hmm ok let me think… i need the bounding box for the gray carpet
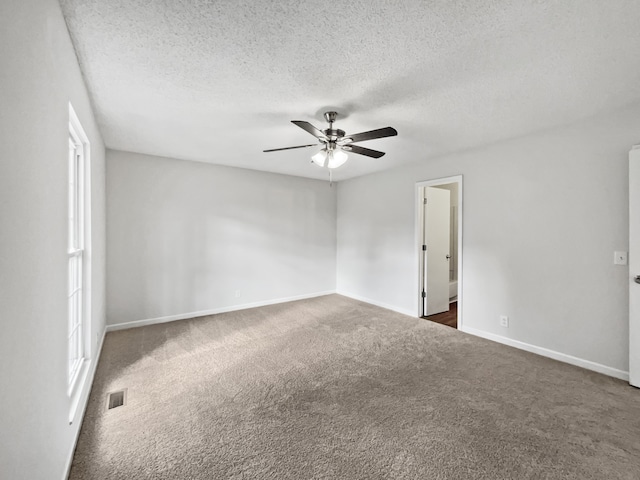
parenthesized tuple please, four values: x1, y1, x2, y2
(70, 295, 640, 479)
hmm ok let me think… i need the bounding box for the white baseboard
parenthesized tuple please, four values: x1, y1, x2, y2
(337, 291, 416, 317)
(63, 325, 107, 480)
(105, 290, 337, 332)
(459, 325, 629, 381)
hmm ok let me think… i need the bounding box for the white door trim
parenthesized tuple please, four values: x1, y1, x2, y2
(415, 175, 463, 327)
(629, 146, 640, 387)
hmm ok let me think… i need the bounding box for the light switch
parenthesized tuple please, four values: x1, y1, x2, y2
(614, 251, 628, 265)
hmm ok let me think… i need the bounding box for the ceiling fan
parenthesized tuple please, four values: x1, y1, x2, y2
(263, 111, 398, 169)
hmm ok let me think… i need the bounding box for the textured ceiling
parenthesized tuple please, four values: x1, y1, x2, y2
(59, 0, 640, 181)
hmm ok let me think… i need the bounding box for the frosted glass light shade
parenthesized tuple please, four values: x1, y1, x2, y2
(311, 149, 327, 167)
(327, 149, 348, 169)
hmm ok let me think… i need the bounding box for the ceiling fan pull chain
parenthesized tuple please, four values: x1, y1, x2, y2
(329, 168, 333, 187)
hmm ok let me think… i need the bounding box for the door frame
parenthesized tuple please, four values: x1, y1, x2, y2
(630, 146, 640, 387)
(415, 175, 463, 327)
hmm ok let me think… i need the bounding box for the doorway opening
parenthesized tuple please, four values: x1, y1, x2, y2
(416, 176, 462, 329)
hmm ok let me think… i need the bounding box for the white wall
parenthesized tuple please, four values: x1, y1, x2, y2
(107, 150, 336, 326)
(337, 102, 640, 375)
(0, 1, 106, 479)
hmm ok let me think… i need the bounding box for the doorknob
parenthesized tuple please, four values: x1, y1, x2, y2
(635, 275, 640, 284)
(446, 254, 451, 260)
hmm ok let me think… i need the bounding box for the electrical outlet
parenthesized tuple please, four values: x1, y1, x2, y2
(499, 315, 509, 328)
(235, 290, 241, 298)
(614, 251, 628, 265)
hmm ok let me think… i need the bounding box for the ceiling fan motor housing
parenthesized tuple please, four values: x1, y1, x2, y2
(324, 128, 346, 140)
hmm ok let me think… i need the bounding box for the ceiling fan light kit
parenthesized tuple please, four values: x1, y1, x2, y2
(311, 148, 348, 169)
(264, 111, 398, 173)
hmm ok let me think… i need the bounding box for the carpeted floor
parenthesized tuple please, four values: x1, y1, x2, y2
(70, 295, 640, 479)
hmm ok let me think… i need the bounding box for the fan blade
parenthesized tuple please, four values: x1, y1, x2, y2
(291, 120, 327, 140)
(263, 144, 317, 153)
(346, 126, 397, 143)
(344, 144, 386, 158)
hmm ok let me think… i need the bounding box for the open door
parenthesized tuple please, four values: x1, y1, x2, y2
(423, 187, 450, 316)
(630, 146, 640, 387)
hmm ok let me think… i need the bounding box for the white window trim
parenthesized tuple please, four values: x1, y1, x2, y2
(68, 103, 93, 424)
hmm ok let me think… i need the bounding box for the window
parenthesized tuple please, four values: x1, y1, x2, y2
(68, 131, 84, 389)
(67, 104, 90, 400)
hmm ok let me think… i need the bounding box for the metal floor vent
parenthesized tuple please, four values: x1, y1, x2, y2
(106, 389, 127, 410)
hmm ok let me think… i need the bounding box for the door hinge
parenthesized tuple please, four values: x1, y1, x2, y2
(421, 290, 426, 298)
(423, 198, 428, 205)
(422, 245, 427, 251)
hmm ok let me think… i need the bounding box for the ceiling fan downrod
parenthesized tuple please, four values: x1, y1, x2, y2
(323, 111, 346, 140)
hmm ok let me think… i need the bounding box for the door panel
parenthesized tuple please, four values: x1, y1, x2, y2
(424, 187, 451, 316)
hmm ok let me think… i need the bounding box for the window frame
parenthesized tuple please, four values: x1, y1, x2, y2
(67, 130, 85, 392)
(67, 104, 92, 423)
